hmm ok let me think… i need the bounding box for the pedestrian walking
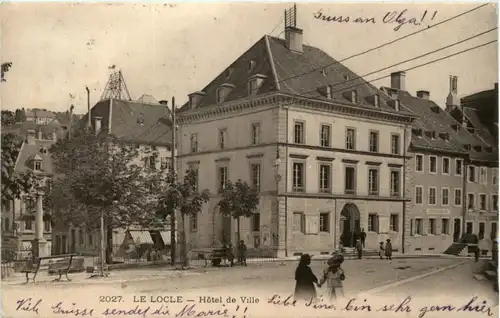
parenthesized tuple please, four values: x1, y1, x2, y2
(379, 241, 384, 260)
(318, 254, 345, 303)
(385, 239, 393, 261)
(238, 240, 247, 266)
(355, 239, 363, 259)
(360, 228, 367, 248)
(294, 254, 318, 302)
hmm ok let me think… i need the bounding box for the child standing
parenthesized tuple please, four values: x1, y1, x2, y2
(318, 254, 345, 302)
(379, 241, 385, 260)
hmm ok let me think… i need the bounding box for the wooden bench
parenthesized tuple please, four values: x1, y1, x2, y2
(21, 254, 77, 283)
(194, 248, 231, 267)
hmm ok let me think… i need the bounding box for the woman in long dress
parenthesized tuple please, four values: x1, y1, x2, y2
(294, 254, 318, 301)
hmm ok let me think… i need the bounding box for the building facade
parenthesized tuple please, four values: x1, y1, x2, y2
(382, 73, 498, 254)
(1, 128, 55, 257)
(177, 25, 417, 257)
(51, 97, 175, 257)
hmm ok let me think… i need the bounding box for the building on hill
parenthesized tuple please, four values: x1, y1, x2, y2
(176, 17, 418, 257)
(25, 109, 57, 125)
(1, 129, 55, 258)
(52, 98, 176, 259)
(381, 73, 498, 254)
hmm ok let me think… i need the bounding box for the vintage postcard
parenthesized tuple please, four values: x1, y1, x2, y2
(0, 2, 498, 317)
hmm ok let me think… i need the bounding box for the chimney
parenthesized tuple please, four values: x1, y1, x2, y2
(188, 91, 206, 110)
(417, 90, 430, 100)
(37, 129, 43, 140)
(285, 26, 303, 53)
(27, 129, 36, 144)
(390, 71, 406, 91)
(94, 116, 102, 135)
(446, 75, 460, 109)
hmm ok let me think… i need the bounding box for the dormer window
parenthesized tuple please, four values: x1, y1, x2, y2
(247, 74, 267, 96)
(216, 83, 235, 104)
(451, 123, 460, 131)
(486, 147, 493, 153)
(474, 145, 482, 152)
(373, 94, 380, 107)
(248, 60, 256, 72)
(34, 159, 42, 171)
(188, 91, 206, 110)
(344, 75, 350, 81)
(137, 113, 145, 125)
(464, 144, 472, 151)
(389, 99, 400, 111)
(412, 128, 423, 138)
(40, 147, 48, 154)
(431, 131, 436, 140)
(439, 133, 450, 142)
(351, 90, 358, 103)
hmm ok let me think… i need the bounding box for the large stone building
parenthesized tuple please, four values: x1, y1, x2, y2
(176, 24, 419, 257)
(51, 97, 175, 257)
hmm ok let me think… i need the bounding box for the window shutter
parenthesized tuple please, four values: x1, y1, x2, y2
(422, 219, 427, 235)
(374, 215, 379, 233)
(410, 219, 414, 236)
(301, 214, 306, 233)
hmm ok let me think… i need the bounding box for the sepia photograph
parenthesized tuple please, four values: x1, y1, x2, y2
(0, 2, 498, 317)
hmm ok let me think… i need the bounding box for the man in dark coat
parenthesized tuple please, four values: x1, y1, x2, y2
(238, 240, 247, 266)
(360, 228, 367, 248)
(356, 239, 363, 259)
(385, 239, 393, 261)
(294, 254, 318, 302)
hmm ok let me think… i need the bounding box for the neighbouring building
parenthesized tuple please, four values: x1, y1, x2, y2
(25, 109, 57, 125)
(1, 128, 55, 257)
(446, 79, 499, 248)
(382, 74, 498, 254)
(176, 19, 418, 258)
(51, 97, 175, 259)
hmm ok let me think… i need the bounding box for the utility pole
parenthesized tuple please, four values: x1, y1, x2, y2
(86, 86, 91, 128)
(170, 97, 176, 266)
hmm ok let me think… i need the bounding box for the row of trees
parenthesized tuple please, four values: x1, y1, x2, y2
(44, 128, 260, 267)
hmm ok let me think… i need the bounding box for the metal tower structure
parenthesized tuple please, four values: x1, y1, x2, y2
(284, 3, 297, 29)
(100, 69, 132, 101)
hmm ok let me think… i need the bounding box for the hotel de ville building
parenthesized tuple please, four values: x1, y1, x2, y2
(175, 14, 419, 258)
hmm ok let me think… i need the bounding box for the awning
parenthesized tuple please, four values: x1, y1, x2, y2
(159, 231, 171, 245)
(128, 230, 154, 245)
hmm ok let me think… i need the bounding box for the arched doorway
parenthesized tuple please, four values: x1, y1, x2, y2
(340, 203, 361, 248)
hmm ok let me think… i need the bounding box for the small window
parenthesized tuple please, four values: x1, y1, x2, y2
(369, 131, 379, 152)
(441, 219, 449, 235)
(391, 134, 400, 155)
(319, 213, 330, 232)
(479, 194, 487, 210)
(415, 155, 423, 172)
(480, 167, 487, 184)
(368, 169, 379, 195)
(319, 164, 331, 193)
(415, 218, 424, 235)
(218, 166, 228, 192)
(390, 214, 398, 232)
(344, 166, 356, 195)
(251, 213, 260, 232)
(34, 160, 42, 171)
(454, 188, 462, 206)
(190, 134, 198, 153)
(455, 159, 463, 176)
(442, 158, 450, 175)
(429, 156, 437, 173)
(468, 193, 475, 210)
(415, 186, 423, 204)
(429, 219, 436, 235)
(468, 166, 476, 182)
(428, 187, 437, 205)
(390, 170, 401, 197)
(293, 212, 305, 233)
(250, 163, 261, 190)
(466, 222, 473, 234)
(160, 157, 172, 170)
(479, 222, 485, 240)
(251, 123, 260, 145)
(292, 162, 305, 192)
(345, 128, 356, 150)
(190, 214, 198, 232)
(219, 129, 227, 150)
(320, 125, 330, 147)
(441, 188, 449, 206)
(368, 214, 379, 233)
(294, 121, 305, 144)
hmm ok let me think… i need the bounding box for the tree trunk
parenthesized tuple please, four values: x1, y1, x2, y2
(180, 213, 188, 268)
(237, 217, 241, 244)
(106, 223, 113, 264)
